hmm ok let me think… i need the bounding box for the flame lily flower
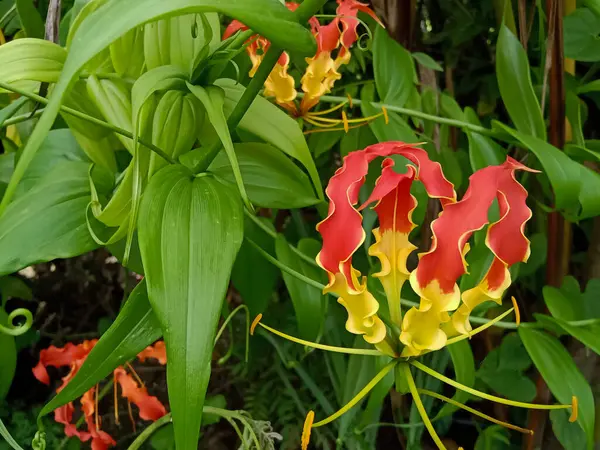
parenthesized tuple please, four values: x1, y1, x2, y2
(253, 142, 578, 450)
(223, 0, 387, 131)
(33, 340, 167, 449)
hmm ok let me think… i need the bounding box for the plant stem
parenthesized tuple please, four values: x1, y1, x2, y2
(127, 414, 172, 450)
(0, 81, 177, 165)
(191, 0, 328, 174)
(309, 93, 497, 137)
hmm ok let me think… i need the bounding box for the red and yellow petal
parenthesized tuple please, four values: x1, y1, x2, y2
(137, 341, 167, 365)
(264, 57, 298, 105)
(400, 307, 448, 357)
(452, 158, 535, 334)
(336, 0, 383, 52)
(317, 142, 455, 343)
(32, 340, 97, 385)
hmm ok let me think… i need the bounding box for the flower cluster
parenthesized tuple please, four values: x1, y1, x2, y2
(33, 340, 167, 450)
(252, 142, 578, 450)
(223, 0, 381, 117)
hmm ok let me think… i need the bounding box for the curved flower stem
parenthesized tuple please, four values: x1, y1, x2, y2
(127, 414, 172, 450)
(444, 307, 516, 347)
(402, 364, 447, 450)
(411, 360, 575, 414)
(304, 93, 497, 138)
(0, 308, 33, 336)
(256, 319, 385, 356)
(214, 304, 250, 363)
(0, 80, 177, 165)
(418, 389, 533, 435)
(312, 361, 397, 428)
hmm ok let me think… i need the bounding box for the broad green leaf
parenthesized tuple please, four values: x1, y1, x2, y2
(187, 83, 250, 209)
(0, 39, 66, 91)
(1, 0, 316, 214)
(564, 8, 600, 62)
(474, 425, 510, 450)
(519, 327, 595, 448)
(494, 122, 600, 219)
(0, 276, 32, 307)
(566, 92, 585, 146)
(0, 129, 89, 197)
(0, 308, 16, 401)
(15, 0, 44, 38)
(551, 409, 587, 450)
(308, 129, 344, 158)
(412, 52, 443, 72)
(38, 280, 161, 418)
(584, 0, 600, 18)
(543, 284, 582, 322)
(339, 125, 377, 157)
(215, 78, 323, 200)
(275, 235, 325, 341)
(208, 142, 319, 209)
(231, 218, 279, 317)
(361, 94, 418, 143)
(518, 232, 547, 277)
(496, 24, 546, 140)
(138, 165, 243, 449)
(373, 26, 414, 106)
(0, 161, 111, 277)
(541, 316, 600, 357)
(436, 340, 475, 418)
(465, 108, 505, 171)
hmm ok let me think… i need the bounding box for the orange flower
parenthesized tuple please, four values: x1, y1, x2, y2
(223, 0, 382, 116)
(33, 340, 168, 449)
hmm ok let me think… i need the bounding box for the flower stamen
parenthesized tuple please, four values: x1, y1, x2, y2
(312, 362, 396, 427)
(403, 365, 447, 450)
(254, 319, 385, 356)
(412, 360, 576, 414)
(418, 388, 534, 435)
(512, 296, 521, 325)
(308, 101, 349, 116)
(445, 306, 516, 347)
(570, 396, 578, 422)
(95, 383, 100, 431)
(250, 314, 262, 336)
(301, 410, 315, 450)
(342, 110, 349, 132)
(113, 375, 120, 425)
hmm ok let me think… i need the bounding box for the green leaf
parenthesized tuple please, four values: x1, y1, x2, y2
(519, 327, 595, 449)
(215, 78, 323, 200)
(464, 107, 505, 171)
(584, 0, 600, 18)
(275, 235, 325, 341)
(38, 280, 161, 418)
(566, 92, 585, 146)
(0, 161, 110, 277)
(361, 91, 418, 143)
(308, 129, 344, 158)
(543, 282, 583, 322)
(436, 340, 475, 418)
(15, 0, 44, 38)
(339, 125, 376, 157)
(0, 0, 316, 214)
(373, 26, 414, 106)
(207, 142, 319, 209)
(494, 122, 600, 220)
(110, 27, 145, 79)
(551, 409, 587, 450)
(0, 276, 32, 307)
(474, 425, 510, 450)
(187, 83, 250, 209)
(564, 8, 600, 62)
(138, 165, 243, 449)
(0, 39, 66, 91)
(542, 316, 600, 357)
(0, 308, 16, 401)
(496, 24, 546, 140)
(412, 52, 443, 72)
(231, 218, 279, 317)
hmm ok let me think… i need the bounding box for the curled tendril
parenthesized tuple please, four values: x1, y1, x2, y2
(32, 430, 46, 450)
(0, 308, 33, 336)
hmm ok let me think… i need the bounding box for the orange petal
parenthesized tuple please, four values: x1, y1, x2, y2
(114, 368, 167, 421)
(337, 0, 383, 51)
(33, 340, 98, 385)
(222, 20, 248, 40)
(137, 341, 167, 365)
